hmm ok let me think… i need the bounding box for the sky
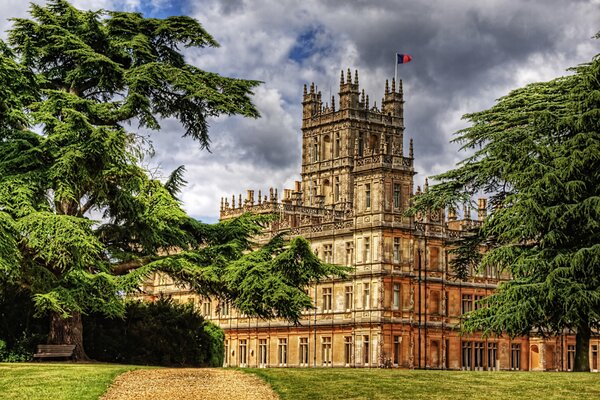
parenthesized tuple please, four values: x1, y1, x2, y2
(1, 0, 599, 222)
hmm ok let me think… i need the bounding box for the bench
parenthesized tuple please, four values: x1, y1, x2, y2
(33, 344, 76, 359)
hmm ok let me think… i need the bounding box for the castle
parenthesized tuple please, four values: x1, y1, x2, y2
(142, 69, 599, 371)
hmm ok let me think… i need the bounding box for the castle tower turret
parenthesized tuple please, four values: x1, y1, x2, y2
(302, 82, 319, 121)
(338, 68, 360, 110)
(382, 77, 404, 120)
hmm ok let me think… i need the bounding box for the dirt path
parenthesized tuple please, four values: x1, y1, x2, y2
(101, 368, 279, 400)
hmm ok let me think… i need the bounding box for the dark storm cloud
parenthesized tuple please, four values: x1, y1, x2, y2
(2, 0, 598, 218)
(306, 0, 599, 179)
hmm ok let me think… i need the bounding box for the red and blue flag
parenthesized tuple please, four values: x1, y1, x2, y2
(397, 54, 413, 64)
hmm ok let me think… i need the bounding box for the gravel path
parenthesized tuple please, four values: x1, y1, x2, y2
(101, 368, 279, 400)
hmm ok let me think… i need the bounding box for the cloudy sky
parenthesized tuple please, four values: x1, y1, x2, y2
(1, 0, 599, 222)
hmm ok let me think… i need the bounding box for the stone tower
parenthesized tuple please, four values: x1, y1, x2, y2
(300, 69, 413, 215)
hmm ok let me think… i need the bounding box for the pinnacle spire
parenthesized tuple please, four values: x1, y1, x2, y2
(340, 70, 344, 86)
(409, 138, 414, 158)
(346, 68, 351, 84)
(354, 69, 359, 85)
(391, 77, 396, 93)
(385, 79, 389, 94)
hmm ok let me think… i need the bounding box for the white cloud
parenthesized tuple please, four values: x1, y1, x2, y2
(2, 0, 599, 220)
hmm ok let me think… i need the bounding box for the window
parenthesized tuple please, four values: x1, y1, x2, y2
(430, 290, 440, 315)
(567, 345, 576, 371)
(312, 180, 318, 203)
(278, 338, 288, 366)
(487, 342, 498, 370)
(313, 140, 319, 162)
(393, 183, 401, 209)
(335, 134, 341, 158)
(592, 345, 598, 371)
(363, 283, 371, 309)
(300, 338, 309, 366)
(363, 335, 370, 364)
(220, 301, 230, 317)
(345, 242, 354, 265)
(239, 340, 247, 367)
(429, 247, 440, 270)
(344, 336, 353, 366)
(393, 335, 401, 366)
(363, 237, 370, 263)
(344, 286, 353, 310)
(322, 337, 332, 366)
(365, 184, 371, 208)
(358, 133, 364, 157)
(474, 295, 485, 310)
(474, 342, 485, 369)
(202, 300, 211, 317)
(510, 344, 521, 370)
(323, 244, 333, 263)
(224, 340, 229, 367)
(461, 341, 472, 370)
(461, 294, 473, 314)
(334, 177, 340, 202)
(393, 283, 401, 309)
(259, 339, 268, 367)
(393, 238, 401, 263)
(322, 287, 332, 312)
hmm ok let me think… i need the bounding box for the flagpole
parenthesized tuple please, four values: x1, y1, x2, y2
(394, 53, 398, 85)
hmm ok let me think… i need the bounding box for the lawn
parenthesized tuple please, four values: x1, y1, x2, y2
(0, 362, 147, 400)
(245, 368, 600, 400)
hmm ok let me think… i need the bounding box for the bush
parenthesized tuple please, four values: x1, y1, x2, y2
(0, 284, 48, 362)
(84, 297, 224, 366)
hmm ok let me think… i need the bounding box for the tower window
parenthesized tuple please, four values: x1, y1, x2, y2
(335, 177, 340, 202)
(365, 184, 371, 209)
(393, 183, 401, 209)
(335, 134, 341, 157)
(358, 133, 364, 157)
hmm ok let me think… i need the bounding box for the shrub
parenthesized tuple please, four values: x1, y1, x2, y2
(0, 284, 48, 361)
(84, 297, 224, 366)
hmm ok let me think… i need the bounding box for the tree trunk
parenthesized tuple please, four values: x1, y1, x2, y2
(48, 311, 89, 361)
(574, 322, 591, 372)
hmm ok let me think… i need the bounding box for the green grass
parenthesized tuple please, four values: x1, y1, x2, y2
(0, 362, 148, 400)
(245, 368, 600, 400)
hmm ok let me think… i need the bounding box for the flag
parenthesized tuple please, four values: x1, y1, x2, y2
(397, 54, 412, 64)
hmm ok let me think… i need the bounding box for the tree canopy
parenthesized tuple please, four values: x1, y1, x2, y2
(0, 0, 346, 360)
(410, 35, 600, 371)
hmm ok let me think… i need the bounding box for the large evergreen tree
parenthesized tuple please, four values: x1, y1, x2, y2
(410, 38, 599, 371)
(0, 0, 345, 360)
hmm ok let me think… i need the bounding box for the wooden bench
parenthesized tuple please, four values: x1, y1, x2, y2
(33, 344, 76, 359)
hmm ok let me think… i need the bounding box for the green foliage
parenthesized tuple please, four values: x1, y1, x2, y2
(0, 284, 48, 361)
(408, 35, 600, 370)
(84, 297, 223, 366)
(0, 0, 343, 358)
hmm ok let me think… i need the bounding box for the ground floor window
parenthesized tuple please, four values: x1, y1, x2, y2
(224, 340, 229, 367)
(239, 340, 247, 367)
(322, 337, 332, 366)
(259, 339, 268, 367)
(592, 345, 598, 371)
(474, 342, 484, 369)
(363, 335, 370, 365)
(567, 345, 576, 371)
(393, 336, 401, 366)
(278, 338, 288, 366)
(510, 344, 520, 371)
(487, 342, 498, 370)
(462, 341, 472, 370)
(299, 338, 309, 366)
(344, 336, 353, 366)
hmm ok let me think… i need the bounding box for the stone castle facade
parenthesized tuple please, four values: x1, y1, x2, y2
(142, 69, 599, 371)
